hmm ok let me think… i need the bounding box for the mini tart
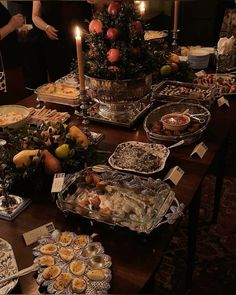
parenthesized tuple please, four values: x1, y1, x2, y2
(69, 260, 86, 276)
(73, 235, 88, 249)
(59, 231, 73, 246)
(42, 265, 61, 280)
(71, 277, 87, 294)
(40, 243, 57, 255)
(38, 255, 55, 267)
(86, 269, 105, 281)
(58, 247, 74, 261)
(53, 272, 72, 290)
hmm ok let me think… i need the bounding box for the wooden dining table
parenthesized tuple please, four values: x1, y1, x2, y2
(1, 93, 236, 294)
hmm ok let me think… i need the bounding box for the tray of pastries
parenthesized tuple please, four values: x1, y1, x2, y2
(56, 167, 183, 234)
(35, 82, 80, 106)
(152, 80, 217, 108)
(33, 230, 112, 294)
(108, 141, 170, 175)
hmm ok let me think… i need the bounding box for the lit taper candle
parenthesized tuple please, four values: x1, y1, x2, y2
(75, 26, 85, 91)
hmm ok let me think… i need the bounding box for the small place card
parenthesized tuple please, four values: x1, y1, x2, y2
(23, 222, 55, 246)
(51, 173, 65, 193)
(217, 96, 230, 107)
(163, 166, 184, 185)
(190, 142, 208, 158)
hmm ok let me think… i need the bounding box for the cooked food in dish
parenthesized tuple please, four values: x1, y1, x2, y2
(42, 265, 61, 280)
(38, 255, 55, 267)
(53, 273, 72, 290)
(38, 82, 79, 98)
(59, 231, 73, 246)
(161, 113, 190, 131)
(73, 235, 89, 249)
(108, 141, 169, 174)
(58, 247, 74, 261)
(0, 112, 27, 126)
(86, 269, 105, 281)
(69, 260, 86, 276)
(40, 243, 57, 255)
(71, 278, 87, 293)
(144, 30, 167, 40)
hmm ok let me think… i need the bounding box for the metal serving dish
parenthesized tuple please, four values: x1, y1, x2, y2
(152, 80, 217, 108)
(56, 167, 184, 234)
(144, 102, 211, 145)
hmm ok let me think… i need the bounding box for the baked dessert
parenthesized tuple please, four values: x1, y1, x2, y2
(59, 231, 73, 246)
(86, 269, 105, 281)
(53, 272, 72, 290)
(58, 247, 74, 261)
(69, 260, 86, 276)
(38, 82, 79, 98)
(40, 243, 57, 255)
(38, 255, 55, 267)
(71, 278, 87, 294)
(73, 235, 88, 249)
(42, 265, 61, 280)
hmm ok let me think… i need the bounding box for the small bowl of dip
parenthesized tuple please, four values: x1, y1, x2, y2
(161, 112, 190, 131)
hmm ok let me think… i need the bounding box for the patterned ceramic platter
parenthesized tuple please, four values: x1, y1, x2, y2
(0, 238, 18, 294)
(33, 230, 112, 294)
(108, 141, 170, 174)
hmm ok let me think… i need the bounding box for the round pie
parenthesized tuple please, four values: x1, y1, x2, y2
(59, 231, 73, 246)
(40, 243, 57, 255)
(86, 269, 105, 281)
(53, 272, 72, 290)
(69, 260, 86, 276)
(42, 265, 61, 280)
(38, 255, 55, 267)
(73, 235, 88, 249)
(58, 247, 74, 261)
(71, 277, 87, 293)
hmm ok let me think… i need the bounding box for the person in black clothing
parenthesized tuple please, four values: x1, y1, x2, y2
(32, 1, 92, 82)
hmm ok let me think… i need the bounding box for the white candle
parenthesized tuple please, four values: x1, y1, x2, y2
(173, 0, 180, 33)
(139, 1, 145, 18)
(75, 26, 85, 91)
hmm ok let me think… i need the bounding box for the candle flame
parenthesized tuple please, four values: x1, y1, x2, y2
(139, 1, 145, 15)
(75, 26, 81, 38)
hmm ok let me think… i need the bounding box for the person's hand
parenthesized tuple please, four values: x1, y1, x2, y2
(8, 14, 24, 31)
(45, 25, 59, 40)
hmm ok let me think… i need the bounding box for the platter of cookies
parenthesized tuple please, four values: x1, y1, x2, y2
(33, 230, 112, 294)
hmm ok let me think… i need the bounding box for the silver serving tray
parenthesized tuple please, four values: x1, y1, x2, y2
(144, 102, 211, 145)
(33, 230, 112, 294)
(152, 80, 217, 108)
(108, 141, 170, 175)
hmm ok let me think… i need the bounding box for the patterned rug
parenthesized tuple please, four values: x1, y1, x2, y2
(154, 174, 236, 295)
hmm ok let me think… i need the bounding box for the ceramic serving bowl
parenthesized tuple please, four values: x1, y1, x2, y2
(0, 105, 30, 129)
(161, 112, 190, 131)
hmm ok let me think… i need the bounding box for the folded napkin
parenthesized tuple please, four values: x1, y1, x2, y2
(217, 36, 235, 55)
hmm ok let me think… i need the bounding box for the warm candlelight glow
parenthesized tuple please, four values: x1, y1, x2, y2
(139, 1, 145, 17)
(75, 26, 85, 91)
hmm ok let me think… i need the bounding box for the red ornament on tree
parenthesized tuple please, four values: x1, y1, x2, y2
(107, 48, 121, 63)
(133, 21, 143, 34)
(108, 1, 121, 16)
(89, 19, 103, 34)
(106, 28, 119, 41)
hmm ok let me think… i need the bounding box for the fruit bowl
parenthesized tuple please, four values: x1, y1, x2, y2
(161, 113, 190, 131)
(0, 105, 30, 129)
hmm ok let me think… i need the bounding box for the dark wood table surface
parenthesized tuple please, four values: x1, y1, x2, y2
(1, 94, 235, 294)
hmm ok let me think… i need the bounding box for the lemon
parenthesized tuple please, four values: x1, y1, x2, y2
(160, 65, 172, 76)
(55, 144, 70, 159)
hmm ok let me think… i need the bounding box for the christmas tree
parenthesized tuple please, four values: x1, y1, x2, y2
(85, 1, 154, 80)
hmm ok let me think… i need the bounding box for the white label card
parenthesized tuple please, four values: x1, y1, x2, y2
(217, 96, 230, 107)
(163, 166, 184, 185)
(51, 173, 65, 193)
(190, 142, 208, 158)
(23, 222, 55, 246)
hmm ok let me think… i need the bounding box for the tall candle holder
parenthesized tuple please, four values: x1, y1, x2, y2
(171, 30, 180, 53)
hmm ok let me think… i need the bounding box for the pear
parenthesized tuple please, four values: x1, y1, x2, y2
(55, 144, 70, 159)
(42, 149, 62, 175)
(13, 150, 39, 168)
(68, 126, 89, 149)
